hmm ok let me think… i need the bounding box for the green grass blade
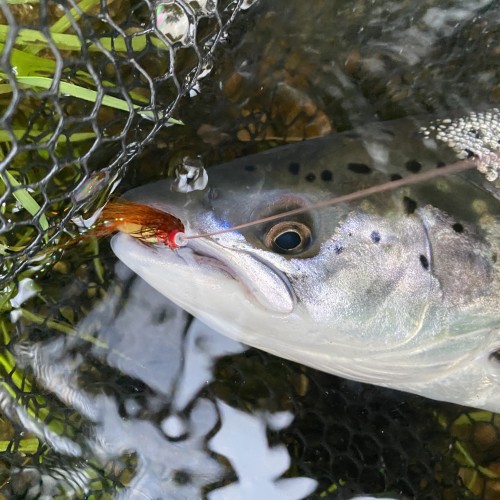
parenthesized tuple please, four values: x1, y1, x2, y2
(17, 75, 153, 116)
(3, 171, 49, 238)
(0, 25, 82, 51)
(50, 0, 99, 35)
(15, 76, 178, 120)
(0, 129, 95, 143)
(1, 43, 56, 76)
(0, 437, 40, 453)
(0, 25, 166, 53)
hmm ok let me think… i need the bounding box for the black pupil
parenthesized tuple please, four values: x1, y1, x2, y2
(274, 231, 302, 250)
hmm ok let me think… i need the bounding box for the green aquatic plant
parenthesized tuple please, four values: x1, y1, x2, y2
(0, 0, 183, 271)
(0, 3, 183, 121)
(12, 76, 160, 120)
(3, 170, 49, 233)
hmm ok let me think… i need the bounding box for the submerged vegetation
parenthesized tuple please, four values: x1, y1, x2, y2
(0, 0, 187, 285)
(440, 410, 500, 498)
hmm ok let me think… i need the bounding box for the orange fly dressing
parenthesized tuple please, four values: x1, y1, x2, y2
(91, 199, 186, 249)
(93, 158, 478, 247)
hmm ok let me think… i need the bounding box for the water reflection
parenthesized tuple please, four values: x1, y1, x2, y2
(209, 401, 316, 499)
(12, 264, 317, 498)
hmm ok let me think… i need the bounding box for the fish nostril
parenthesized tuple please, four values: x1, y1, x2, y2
(153, 308, 168, 324)
(489, 350, 500, 364)
(205, 187, 219, 201)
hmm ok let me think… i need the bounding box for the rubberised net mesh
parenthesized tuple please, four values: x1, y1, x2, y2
(0, 0, 246, 287)
(0, 1, 499, 498)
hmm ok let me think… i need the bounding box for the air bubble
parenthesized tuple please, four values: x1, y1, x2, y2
(420, 109, 500, 184)
(156, 2, 192, 45)
(172, 156, 208, 193)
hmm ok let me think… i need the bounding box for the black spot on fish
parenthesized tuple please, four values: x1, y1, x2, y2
(173, 470, 191, 485)
(419, 254, 429, 270)
(289, 162, 300, 175)
(305, 173, 316, 182)
(344, 131, 362, 139)
(464, 149, 475, 158)
(452, 222, 464, 233)
(321, 170, 333, 181)
(390, 174, 402, 181)
(334, 244, 343, 254)
(436, 161, 446, 168)
(370, 231, 381, 244)
(403, 196, 417, 214)
(405, 160, 422, 173)
(244, 164, 256, 172)
(469, 129, 482, 139)
(348, 163, 372, 174)
(381, 128, 395, 137)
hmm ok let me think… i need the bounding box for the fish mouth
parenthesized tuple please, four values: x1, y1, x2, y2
(183, 244, 241, 282)
(110, 189, 297, 314)
(183, 237, 297, 315)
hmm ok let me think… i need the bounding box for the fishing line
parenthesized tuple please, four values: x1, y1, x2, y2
(176, 158, 478, 246)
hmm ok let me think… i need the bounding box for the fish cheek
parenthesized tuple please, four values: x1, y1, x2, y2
(294, 221, 425, 323)
(419, 206, 496, 306)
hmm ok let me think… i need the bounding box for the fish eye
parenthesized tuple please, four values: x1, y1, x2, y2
(265, 221, 312, 254)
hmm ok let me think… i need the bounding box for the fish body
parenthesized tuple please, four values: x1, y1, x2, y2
(112, 118, 500, 411)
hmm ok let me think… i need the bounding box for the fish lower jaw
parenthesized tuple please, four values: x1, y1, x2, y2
(191, 252, 236, 281)
(185, 247, 267, 313)
(187, 240, 295, 314)
(192, 251, 279, 310)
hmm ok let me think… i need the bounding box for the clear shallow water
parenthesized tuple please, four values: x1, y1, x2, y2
(2, 0, 500, 498)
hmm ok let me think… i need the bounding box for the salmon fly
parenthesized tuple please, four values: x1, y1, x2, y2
(90, 199, 187, 249)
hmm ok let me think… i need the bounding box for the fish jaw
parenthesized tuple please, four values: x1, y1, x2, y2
(111, 233, 298, 344)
